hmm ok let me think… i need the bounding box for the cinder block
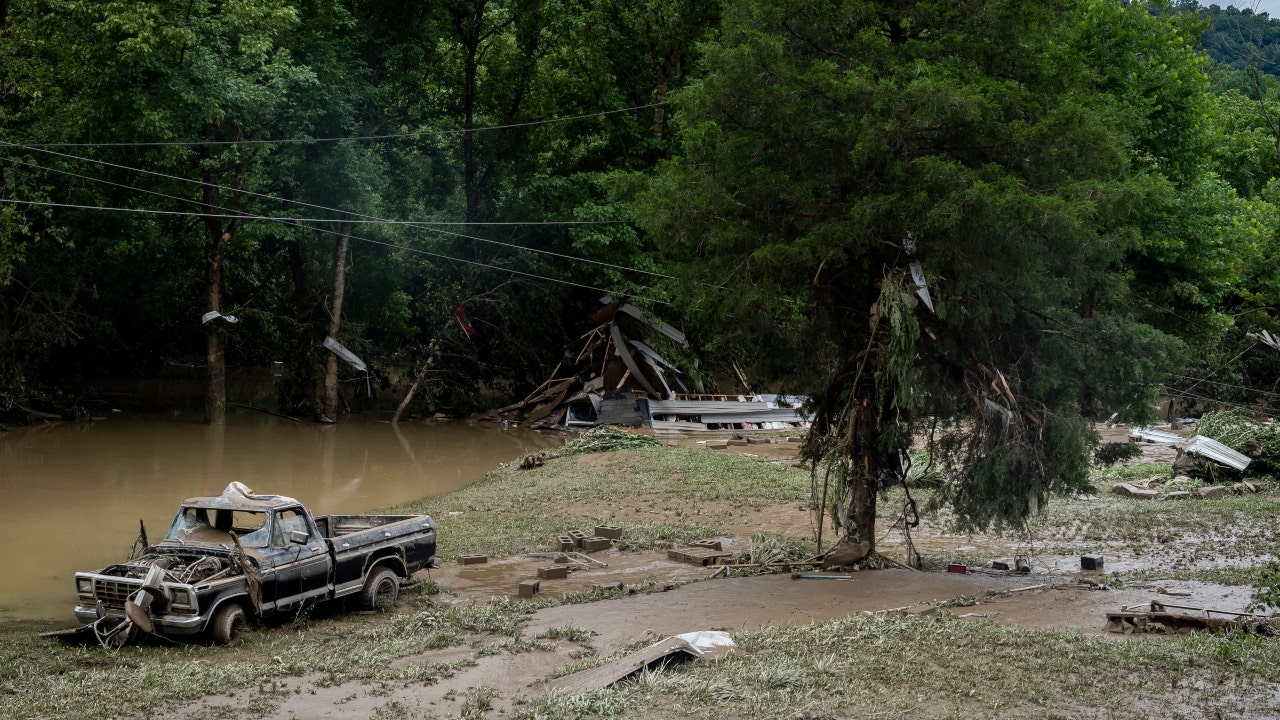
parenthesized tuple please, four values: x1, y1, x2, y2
(568, 529, 589, 548)
(457, 554, 488, 565)
(727, 439, 749, 446)
(689, 539, 722, 551)
(580, 536, 612, 553)
(594, 525, 622, 540)
(538, 565, 569, 580)
(557, 535, 576, 551)
(991, 560, 1010, 571)
(517, 580, 540, 598)
(1081, 554, 1105, 571)
(705, 440, 730, 449)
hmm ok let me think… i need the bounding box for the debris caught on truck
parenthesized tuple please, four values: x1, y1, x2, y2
(58, 483, 436, 647)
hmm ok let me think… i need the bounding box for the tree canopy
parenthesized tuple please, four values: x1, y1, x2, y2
(3, 0, 1280, 541)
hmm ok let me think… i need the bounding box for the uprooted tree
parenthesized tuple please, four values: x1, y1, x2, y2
(636, 0, 1230, 560)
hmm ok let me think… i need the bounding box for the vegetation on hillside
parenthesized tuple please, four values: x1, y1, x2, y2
(8, 1, 1280, 536)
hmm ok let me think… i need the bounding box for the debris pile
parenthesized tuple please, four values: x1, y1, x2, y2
(483, 301, 809, 437)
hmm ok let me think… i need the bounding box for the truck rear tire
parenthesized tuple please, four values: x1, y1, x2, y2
(360, 567, 400, 611)
(210, 603, 246, 645)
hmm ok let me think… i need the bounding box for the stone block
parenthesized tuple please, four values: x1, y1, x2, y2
(1195, 485, 1229, 499)
(517, 580, 540, 598)
(1163, 491, 1192, 500)
(457, 554, 488, 565)
(594, 524, 623, 539)
(538, 565, 569, 580)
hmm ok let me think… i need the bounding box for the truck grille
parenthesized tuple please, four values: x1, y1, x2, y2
(93, 578, 142, 610)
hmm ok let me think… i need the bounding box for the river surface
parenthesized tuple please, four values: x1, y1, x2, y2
(0, 415, 561, 622)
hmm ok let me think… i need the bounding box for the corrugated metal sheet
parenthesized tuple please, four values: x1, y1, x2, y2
(1129, 427, 1182, 444)
(1185, 435, 1251, 471)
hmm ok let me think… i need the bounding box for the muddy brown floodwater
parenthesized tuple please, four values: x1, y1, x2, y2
(0, 414, 561, 622)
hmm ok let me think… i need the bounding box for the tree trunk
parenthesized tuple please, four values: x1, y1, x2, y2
(391, 335, 442, 425)
(199, 123, 241, 426)
(321, 223, 351, 422)
(846, 379, 881, 551)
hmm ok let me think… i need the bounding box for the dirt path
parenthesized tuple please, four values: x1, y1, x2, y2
(180, 563, 1186, 720)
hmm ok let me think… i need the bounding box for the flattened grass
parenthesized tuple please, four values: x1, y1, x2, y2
(389, 446, 810, 561)
(526, 612, 1280, 720)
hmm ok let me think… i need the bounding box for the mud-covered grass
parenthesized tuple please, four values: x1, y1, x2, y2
(2, 446, 1279, 719)
(525, 612, 1280, 720)
(389, 446, 810, 561)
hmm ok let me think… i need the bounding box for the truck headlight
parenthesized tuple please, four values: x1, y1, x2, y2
(76, 578, 94, 596)
(169, 588, 192, 609)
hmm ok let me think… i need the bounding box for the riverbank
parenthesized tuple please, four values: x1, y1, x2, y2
(3, 439, 1279, 719)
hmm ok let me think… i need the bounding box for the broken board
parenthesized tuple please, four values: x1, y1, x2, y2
(545, 636, 700, 694)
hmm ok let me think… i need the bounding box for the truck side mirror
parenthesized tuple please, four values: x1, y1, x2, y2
(290, 530, 309, 545)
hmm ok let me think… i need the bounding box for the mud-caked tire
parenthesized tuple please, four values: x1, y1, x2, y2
(210, 603, 246, 645)
(360, 567, 400, 612)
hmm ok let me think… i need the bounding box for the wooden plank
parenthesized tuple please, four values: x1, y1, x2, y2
(546, 637, 699, 694)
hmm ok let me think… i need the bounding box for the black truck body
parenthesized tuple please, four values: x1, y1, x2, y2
(71, 483, 436, 645)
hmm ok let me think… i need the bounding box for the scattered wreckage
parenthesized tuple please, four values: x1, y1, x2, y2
(58, 483, 436, 647)
(486, 299, 809, 438)
(1120, 427, 1267, 498)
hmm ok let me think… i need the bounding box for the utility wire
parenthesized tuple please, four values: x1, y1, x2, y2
(1168, 373, 1280, 400)
(0, 148, 672, 280)
(6, 104, 663, 148)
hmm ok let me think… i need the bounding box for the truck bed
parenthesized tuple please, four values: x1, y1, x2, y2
(314, 514, 424, 538)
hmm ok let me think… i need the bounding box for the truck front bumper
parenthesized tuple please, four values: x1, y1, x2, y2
(74, 605, 207, 636)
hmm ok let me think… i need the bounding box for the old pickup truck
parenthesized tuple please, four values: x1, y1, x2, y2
(70, 483, 436, 646)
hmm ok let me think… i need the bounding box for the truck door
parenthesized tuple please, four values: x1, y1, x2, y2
(270, 507, 331, 609)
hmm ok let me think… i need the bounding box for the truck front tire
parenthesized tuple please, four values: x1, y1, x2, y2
(210, 603, 246, 645)
(360, 567, 400, 611)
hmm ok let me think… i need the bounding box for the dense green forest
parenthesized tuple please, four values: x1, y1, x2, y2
(8, 1, 1280, 535)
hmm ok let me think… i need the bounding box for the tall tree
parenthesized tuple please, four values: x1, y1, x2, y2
(636, 0, 1221, 556)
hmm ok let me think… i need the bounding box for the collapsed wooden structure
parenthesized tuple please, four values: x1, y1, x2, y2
(485, 301, 809, 438)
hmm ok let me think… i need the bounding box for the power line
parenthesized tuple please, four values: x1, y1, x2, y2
(0, 149, 672, 280)
(6, 104, 663, 148)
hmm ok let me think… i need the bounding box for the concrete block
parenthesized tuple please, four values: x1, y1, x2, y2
(705, 440, 730, 449)
(580, 536, 613, 553)
(568, 529, 589, 548)
(457, 554, 488, 565)
(517, 580, 540, 598)
(991, 560, 1010, 571)
(557, 535, 577, 552)
(593, 582, 624, 592)
(538, 565, 570, 580)
(727, 439, 749, 446)
(1163, 491, 1192, 500)
(1113, 482, 1159, 499)
(1196, 485, 1229, 499)
(594, 525, 623, 540)
(1081, 554, 1105, 570)
(689, 539, 723, 551)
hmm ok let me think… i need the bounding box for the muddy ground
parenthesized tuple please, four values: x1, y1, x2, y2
(180, 432, 1270, 720)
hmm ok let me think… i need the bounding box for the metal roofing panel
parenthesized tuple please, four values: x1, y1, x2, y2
(1184, 435, 1251, 471)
